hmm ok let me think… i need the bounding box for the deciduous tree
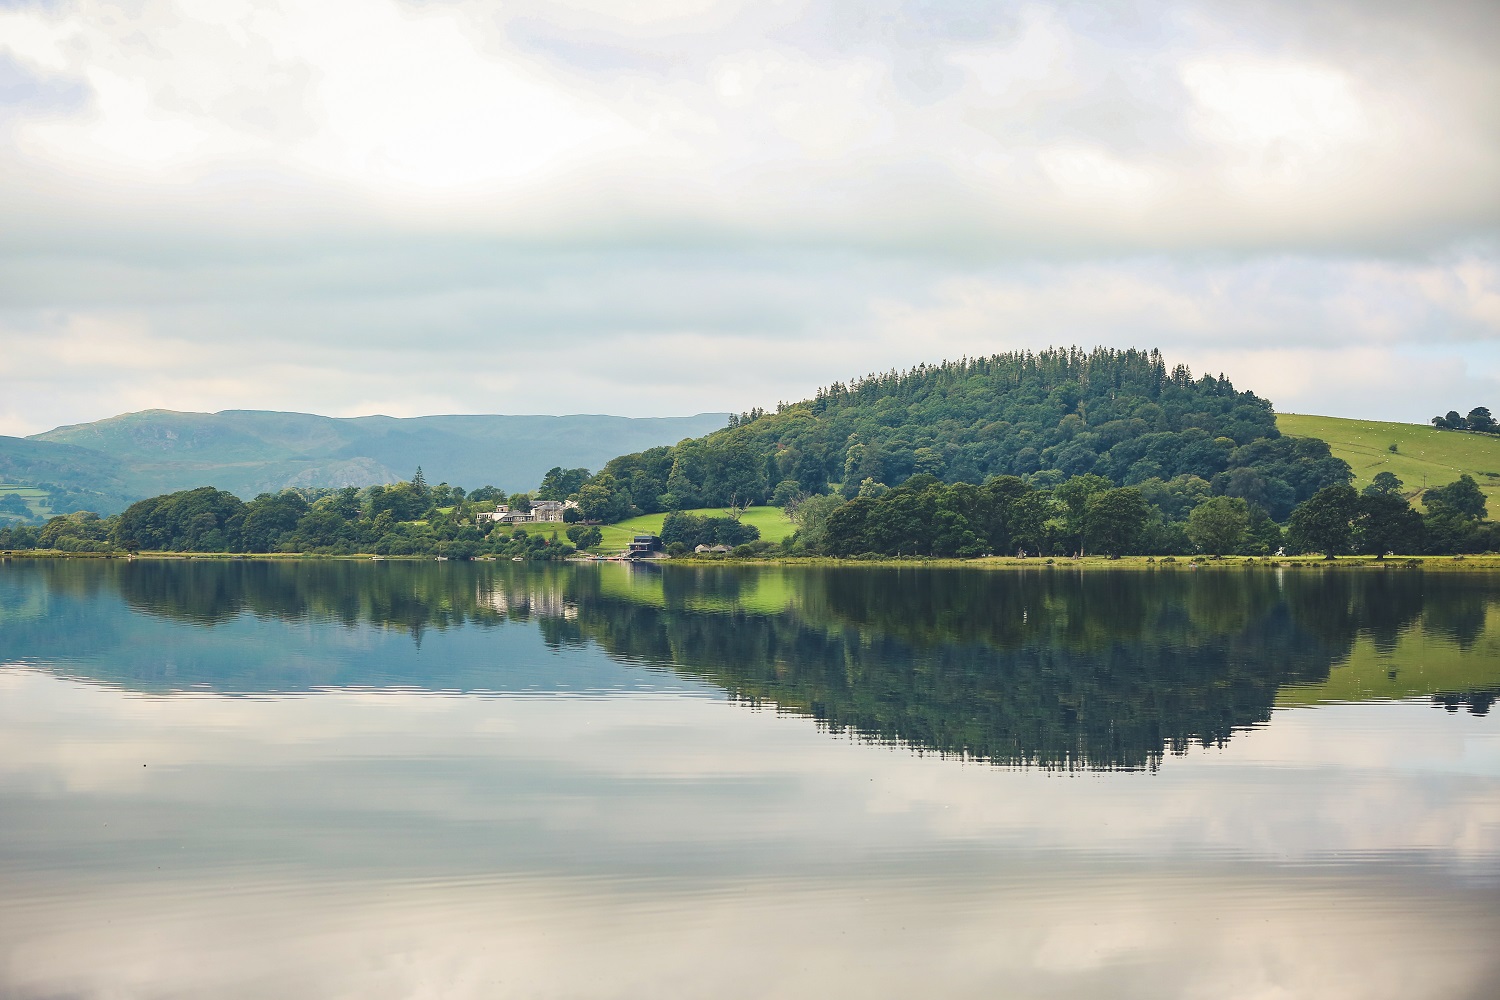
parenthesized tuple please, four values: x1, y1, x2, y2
(1186, 496, 1249, 555)
(1287, 484, 1358, 557)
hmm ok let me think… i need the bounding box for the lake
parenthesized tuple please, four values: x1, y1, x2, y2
(2, 559, 1498, 999)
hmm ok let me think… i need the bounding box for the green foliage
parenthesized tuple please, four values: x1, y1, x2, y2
(115, 487, 247, 552)
(1083, 487, 1148, 556)
(367, 482, 426, 521)
(538, 467, 590, 500)
(575, 474, 635, 523)
(1055, 474, 1111, 549)
(1186, 496, 1250, 556)
(1354, 492, 1425, 557)
(822, 476, 1052, 557)
(9, 475, 580, 559)
(1287, 484, 1359, 557)
(1245, 505, 1284, 555)
(771, 479, 804, 507)
(1433, 407, 1497, 433)
(1365, 471, 1403, 496)
(591, 348, 1347, 522)
(787, 494, 846, 552)
(1426, 474, 1487, 520)
(0, 522, 41, 548)
(0, 493, 32, 518)
(660, 511, 760, 549)
(1422, 474, 1500, 554)
(38, 512, 116, 552)
(1135, 475, 1213, 522)
(240, 491, 310, 551)
(566, 524, 603, 549)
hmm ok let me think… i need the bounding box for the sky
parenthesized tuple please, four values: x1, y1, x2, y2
(0, 0, 1497, 435)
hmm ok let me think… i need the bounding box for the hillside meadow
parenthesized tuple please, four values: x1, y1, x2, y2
(1278, 413, 1500, 509)
(0, 485, 51, 520)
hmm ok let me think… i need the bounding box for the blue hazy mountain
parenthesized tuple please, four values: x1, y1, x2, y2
(3, 409, 729, 511)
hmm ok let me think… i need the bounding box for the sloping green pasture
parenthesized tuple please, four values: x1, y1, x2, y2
(1278, 413, 1500, 510)
(0, 484, 51, 520)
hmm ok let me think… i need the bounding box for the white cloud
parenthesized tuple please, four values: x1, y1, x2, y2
(1, 667, 1498, 998)
(0, 0, 1497, 428)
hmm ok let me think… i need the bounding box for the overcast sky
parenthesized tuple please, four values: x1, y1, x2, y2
(1, 0, 1497, 434)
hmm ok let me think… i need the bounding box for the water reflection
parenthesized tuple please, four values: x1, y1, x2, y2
(2, 561, 1499, 1000)
(4, 560, 1499, 769)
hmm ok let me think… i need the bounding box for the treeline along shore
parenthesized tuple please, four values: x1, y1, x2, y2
(5, 347, 1500, 561)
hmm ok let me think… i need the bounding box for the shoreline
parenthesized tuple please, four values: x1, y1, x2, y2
(6, 549, 1500, 570)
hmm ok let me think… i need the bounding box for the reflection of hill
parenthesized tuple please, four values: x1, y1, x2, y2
(1279, 604, 1500, 707)
(0, 561, 587, 692)
(4, 562, 1498, 769)
(554, 567, 1500, 768)
(567, 571, 1352, 770)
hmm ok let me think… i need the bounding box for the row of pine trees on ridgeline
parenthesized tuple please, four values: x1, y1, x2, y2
(2, 348, 1497, 558)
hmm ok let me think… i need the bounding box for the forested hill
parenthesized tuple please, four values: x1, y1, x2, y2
(593, 348, 1351, 521)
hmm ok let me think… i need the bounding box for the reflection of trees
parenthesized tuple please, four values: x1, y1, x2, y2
(99, 559, 575, 637)
(567, 570, 1352, 770)
(7, 560, 1498, 769)
(559, 567, 1497, 769)
(1433, 690, 1497, 716)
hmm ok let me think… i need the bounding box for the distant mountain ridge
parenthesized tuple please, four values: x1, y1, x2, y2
(2, 408, 729, 513)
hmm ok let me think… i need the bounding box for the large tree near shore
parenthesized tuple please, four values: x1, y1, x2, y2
(1288, 484, 1359, 557)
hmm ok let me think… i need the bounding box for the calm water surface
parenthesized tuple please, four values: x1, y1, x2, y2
(1, 560, 1498, 999)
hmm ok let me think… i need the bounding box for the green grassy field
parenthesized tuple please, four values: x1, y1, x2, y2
(1278, 413, 1500, 510)
(592, 506, 797, 553)
(0, 484, 51, 521)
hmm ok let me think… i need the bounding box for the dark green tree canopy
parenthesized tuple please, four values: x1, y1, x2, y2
(1426, 475, 1487, 521)
(115, 487, 246, 552)
(660, 512, 760, 549)
(538, 467, 590, 500)
(1432, 408, 1498, 433)
(1186, 496, 1250, 556)
(1355, 492, 1425, 558)
(1083, 487, 1149, 556)
(1288, 484, 1360, 557)
(588, 348, 1349, 520)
